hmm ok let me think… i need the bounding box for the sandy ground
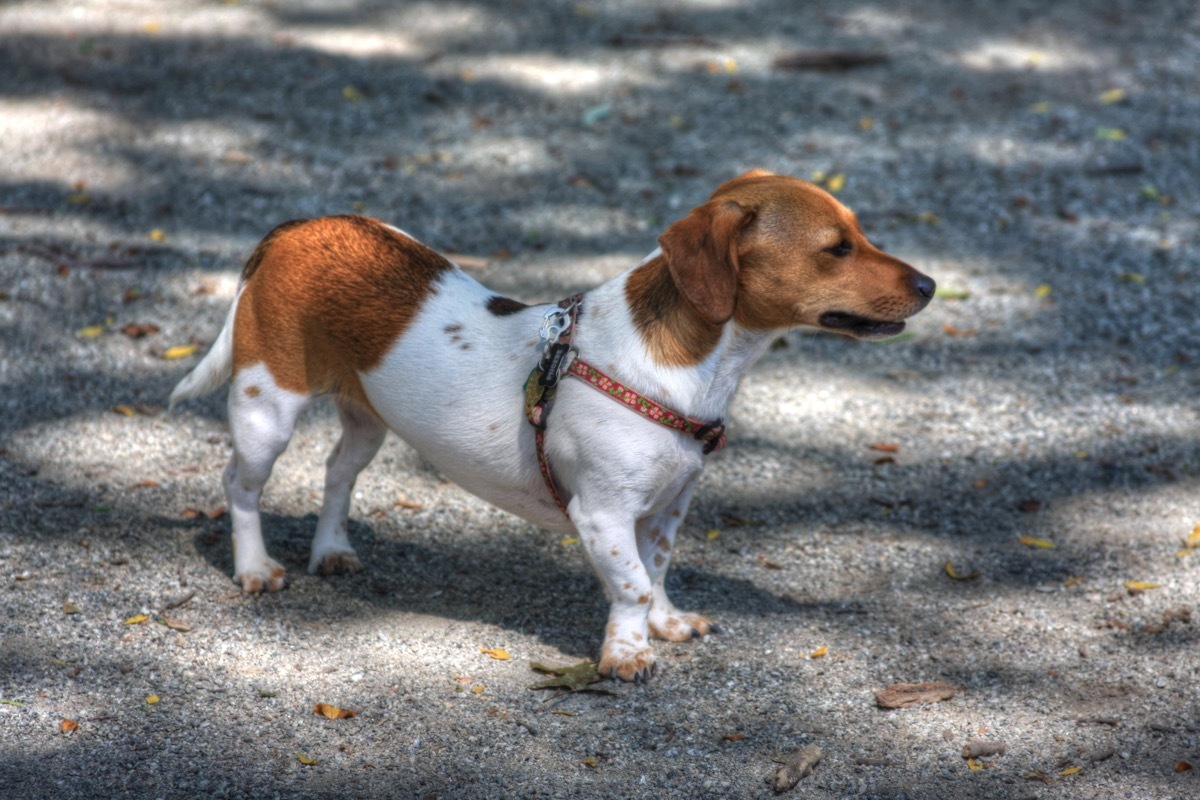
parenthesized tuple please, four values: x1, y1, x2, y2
(2, 1, 1199, 798)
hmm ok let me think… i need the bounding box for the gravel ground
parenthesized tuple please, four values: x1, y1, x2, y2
(2, 1, 1199, 798)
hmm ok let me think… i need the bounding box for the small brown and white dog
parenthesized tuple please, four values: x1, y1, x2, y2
(170, 170, 934, 681)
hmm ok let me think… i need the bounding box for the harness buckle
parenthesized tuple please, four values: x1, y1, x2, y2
(538, 305, 573, 344)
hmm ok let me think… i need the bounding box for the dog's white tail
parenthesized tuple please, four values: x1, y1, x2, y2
(168, 288, 242, 410)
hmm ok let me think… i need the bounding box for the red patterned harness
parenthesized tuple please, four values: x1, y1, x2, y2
(523, 295, 726, 518)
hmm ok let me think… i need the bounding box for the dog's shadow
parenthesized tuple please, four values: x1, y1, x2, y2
(178, 511, 807, 657)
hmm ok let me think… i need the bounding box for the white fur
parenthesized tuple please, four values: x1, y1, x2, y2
(168, 286, 242, 410)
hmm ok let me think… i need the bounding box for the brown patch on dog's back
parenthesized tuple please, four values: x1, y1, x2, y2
(232, 216, 451, 410)
(486, 295, 528, 316)
(244, 385, 261, 398)
(625, 255, 722, 366)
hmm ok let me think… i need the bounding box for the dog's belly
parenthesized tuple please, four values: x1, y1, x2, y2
(358, 272, 571, 531)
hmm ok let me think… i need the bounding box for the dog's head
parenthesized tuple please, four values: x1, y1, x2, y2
(658, 169, 934, 339)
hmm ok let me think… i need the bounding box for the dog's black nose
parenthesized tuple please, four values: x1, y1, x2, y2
(913, 274, 936, 299)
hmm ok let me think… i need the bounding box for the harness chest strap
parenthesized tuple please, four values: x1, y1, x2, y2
(525, 298, 726, 519)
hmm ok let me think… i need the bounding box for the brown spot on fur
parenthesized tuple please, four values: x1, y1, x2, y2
(244, 385, 261, 398)
(444, 323, 463, 334)
(633, 632, 644, 642)
(625, 255, 722, 366)
(623, 582, 632, 590)
(637, 593, 651, 605)
(460, 342, 471, 350)
(611, 548, 620, 557)
(654, 553, 665, 567)
(232, 216, 451, 411)
(486, 295, 528, 316)
(671, 509, 682, 518)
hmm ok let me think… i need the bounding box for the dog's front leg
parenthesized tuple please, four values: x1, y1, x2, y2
(637, 481, 718, 641)
(572, 507, 657, 682)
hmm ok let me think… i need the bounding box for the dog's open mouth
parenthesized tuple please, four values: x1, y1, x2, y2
(818, 311, 906, 339)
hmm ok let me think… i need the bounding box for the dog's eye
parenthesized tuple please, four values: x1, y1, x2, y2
(825, 240, 853, 257)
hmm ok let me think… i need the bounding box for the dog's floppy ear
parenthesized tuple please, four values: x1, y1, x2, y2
(658, 200, 752, 326)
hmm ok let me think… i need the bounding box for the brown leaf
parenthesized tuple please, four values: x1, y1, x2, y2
(773, 49, 889, 71)
(60, 718, 79, 733)
(722, 733, 747, 741)
(120, 322, 159, 339)
(162, 590, 196, 610)
(757, 554, 784, 570)
(869, 442, 900, 453)
(1175, 760, 1193, 772)
(942, 323, 978, 337)
(874, 681, 957, 709)
(393, 498, 423, 510)
(313, 703, 357, 719)
(157, 616, 191, 633)
(1017, 499, 1043, 513)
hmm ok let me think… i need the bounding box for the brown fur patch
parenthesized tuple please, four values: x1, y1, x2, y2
(625, 255, 722, 366)
(652, 171, 933, 339)
(243, 385, 260, 398)
(486, 295, 528, 316)
(232, 216, 451, 410)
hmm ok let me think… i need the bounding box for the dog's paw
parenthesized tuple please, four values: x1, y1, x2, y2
(649, 609, 718, 642)
(599, 640, 657, 684)
(236, 559, 289, 593)
(311, 550, 363, 576)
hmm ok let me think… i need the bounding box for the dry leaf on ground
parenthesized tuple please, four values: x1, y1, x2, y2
(162, 343, 197, 360)
(874, 682, 958, 709)
(1017, 535, 1056, 549)
(528, 660, 612, 694)
(480, 647, 510, 661)
(772, 49, 888, 71)
(313, 703, 357, 720)
(945, 562, 981, 581)
(772, 743, 822, 793)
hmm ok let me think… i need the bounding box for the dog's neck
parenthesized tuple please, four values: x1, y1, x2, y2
(577, 250, 778, 422)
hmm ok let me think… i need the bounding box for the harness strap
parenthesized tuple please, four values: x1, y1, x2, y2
(525, 297, 726, 519)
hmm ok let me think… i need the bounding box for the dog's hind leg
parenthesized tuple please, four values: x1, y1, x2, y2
(224, 365, 310, 593)
(308, 399, 387, 576)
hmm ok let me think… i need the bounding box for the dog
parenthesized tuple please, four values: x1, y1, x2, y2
(169, 169, 934, 682)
